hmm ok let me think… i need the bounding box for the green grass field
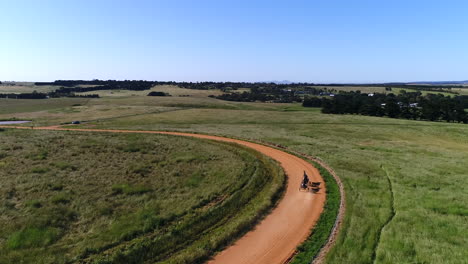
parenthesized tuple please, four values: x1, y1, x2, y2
(311, 85, 462, 97)
(73, 96, 467, 263)
(1, 85, 467, 263)
(75, 85, 224, 98)
(0, 129, 284, 264)
(0, 83, 58, 94)
(313, 86, 468, 96)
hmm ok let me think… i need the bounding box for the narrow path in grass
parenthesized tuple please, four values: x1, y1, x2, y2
(372, 165, 396, 263)
(0, 125, 326, 264)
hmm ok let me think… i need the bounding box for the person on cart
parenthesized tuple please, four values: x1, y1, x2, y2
(301, 171, 309, 189)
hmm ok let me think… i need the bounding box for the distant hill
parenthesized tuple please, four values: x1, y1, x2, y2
(267, 80, 293, 84)
(408, 81, 468, 85)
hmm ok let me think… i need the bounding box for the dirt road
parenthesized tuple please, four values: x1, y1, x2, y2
(0, 126, 326, 264)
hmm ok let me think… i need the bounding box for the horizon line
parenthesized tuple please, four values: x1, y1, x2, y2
(2, 79, 467, 85)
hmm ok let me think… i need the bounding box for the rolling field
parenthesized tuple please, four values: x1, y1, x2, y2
(0, 83, 58, 94)
(1, 86, 467, 263)
(75, 85, 224, 97)
(450, 87, 468, 95)
(311, 85, 463, 97)
(0, 98, 89, 115)
(72, 94, 467, 263)
(0, 129, 284, 264)
(0, 85, 288, 126)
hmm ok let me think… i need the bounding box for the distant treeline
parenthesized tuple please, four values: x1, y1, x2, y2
(313, 83, 465, 90)
(24, 80, 161, 99)
(8, 80, 464, 104)
(177, 82, 465, 91)
(35, 80, 156, 87)
(304, 91, 468, 123)
(0, 92, 48, 99)
(36, 80, 156, 92)
(213, 87, 302, 103)
(34, 79, 466, 94)
(184, 82, 463, 100)
(213, 86, 327, 103)
(0, 91, 99, 99)
(176, 82, 318, 91)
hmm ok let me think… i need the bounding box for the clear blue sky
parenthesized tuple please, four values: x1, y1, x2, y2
(1, 0, 467, 83)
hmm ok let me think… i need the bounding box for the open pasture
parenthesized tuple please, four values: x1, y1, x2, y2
(1, 86, 467, 263)
(0, 129, 284, 264)
(66, 89, 467, 264)
(0, 83, 57, 94)
(75, 85, 224, 98)
(311, 85, 460, 97)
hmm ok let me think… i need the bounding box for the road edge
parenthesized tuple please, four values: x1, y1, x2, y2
(251, 141, 345, 264)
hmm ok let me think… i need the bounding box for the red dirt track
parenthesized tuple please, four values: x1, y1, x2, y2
(0, 126, 326, 264)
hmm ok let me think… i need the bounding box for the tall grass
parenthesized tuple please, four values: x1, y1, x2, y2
(83, 145, 285, 264)
(111, 184, 152, 195)
(0, 130, 263, 264)
(6, 227, 61, 249)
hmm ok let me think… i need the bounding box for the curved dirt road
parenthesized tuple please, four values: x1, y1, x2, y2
(1, 126, 326, 264)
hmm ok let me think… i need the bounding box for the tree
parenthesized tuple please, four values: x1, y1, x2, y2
(384, 96, 401, 118)
(302, 97, 323, 107)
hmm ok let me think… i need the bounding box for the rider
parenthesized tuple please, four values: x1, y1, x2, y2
(302, 171, 309, 188)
